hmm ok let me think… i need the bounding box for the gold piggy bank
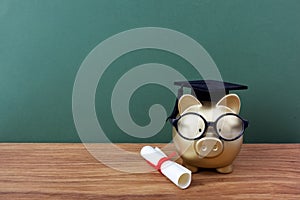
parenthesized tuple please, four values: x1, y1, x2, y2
(169, 80, 249, 173)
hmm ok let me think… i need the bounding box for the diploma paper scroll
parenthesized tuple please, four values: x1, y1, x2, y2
(140, 146, 192, 189)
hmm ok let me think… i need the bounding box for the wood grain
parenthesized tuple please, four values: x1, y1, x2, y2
(0, 143, 299, 200)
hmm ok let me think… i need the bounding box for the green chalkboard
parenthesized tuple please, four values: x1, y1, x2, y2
(0, 0, 299, 143)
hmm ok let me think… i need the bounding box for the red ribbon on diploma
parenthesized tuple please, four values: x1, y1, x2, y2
(146, 151, 177, 173)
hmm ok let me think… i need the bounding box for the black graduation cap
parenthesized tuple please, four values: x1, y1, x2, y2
(168, 80, 248, 119)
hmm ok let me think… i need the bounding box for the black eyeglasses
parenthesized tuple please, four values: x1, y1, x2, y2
(169, 112, 249, 141)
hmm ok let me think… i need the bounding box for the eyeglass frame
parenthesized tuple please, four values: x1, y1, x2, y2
(169, 112, 249, 141)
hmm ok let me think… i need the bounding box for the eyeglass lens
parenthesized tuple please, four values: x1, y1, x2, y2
(177, 114, 205, 139)
(216, 115, 244, 140)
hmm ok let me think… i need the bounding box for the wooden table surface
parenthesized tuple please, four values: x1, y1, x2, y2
(0, 143, 299, 200)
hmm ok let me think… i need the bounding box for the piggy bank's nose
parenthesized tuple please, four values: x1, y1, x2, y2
(195, 137, 223, 158)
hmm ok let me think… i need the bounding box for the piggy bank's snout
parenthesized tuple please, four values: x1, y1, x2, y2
(194, 137, 223, 158)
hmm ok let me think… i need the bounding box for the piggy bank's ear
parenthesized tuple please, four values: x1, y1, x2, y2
(178, 94, 202, 114)
(216, 94, 241, 114)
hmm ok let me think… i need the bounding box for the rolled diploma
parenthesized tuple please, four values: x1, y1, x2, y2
(140, 146, 192, 189)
